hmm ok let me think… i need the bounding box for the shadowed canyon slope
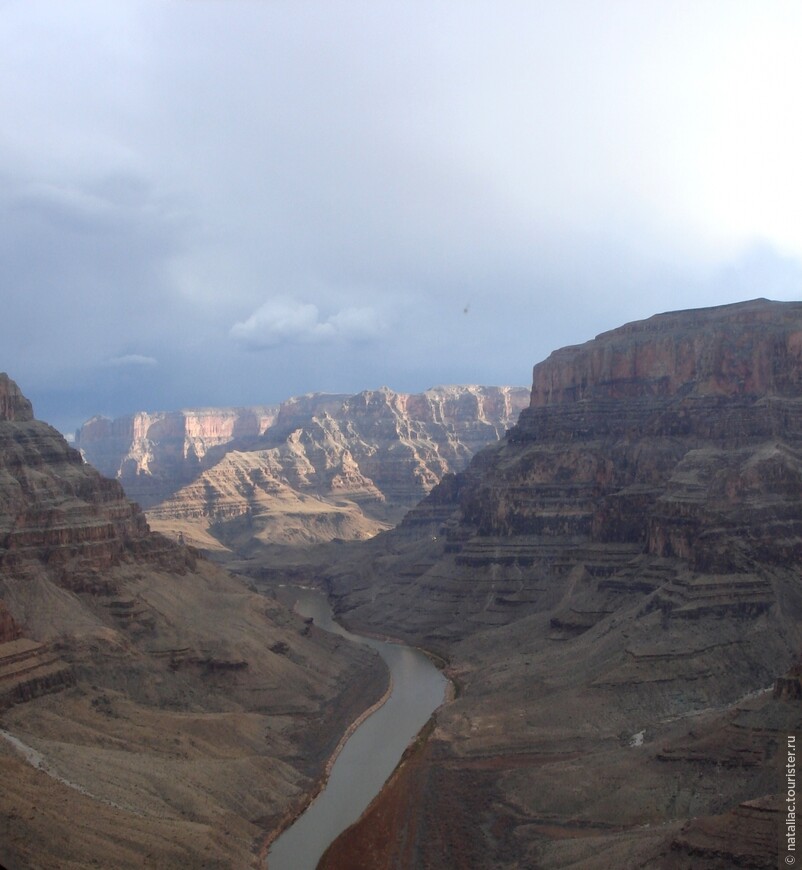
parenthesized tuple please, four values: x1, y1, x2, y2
(319, 299, 802, 869)
(0, 374, 386, 869)
(76, 386, 528, 554)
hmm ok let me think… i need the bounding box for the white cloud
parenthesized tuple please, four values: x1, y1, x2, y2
(328, 306, 384, 341)
(230, 298, 383, 350)
(229, 298, 331, 348)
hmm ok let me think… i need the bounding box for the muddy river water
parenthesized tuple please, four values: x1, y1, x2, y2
(266, 588, 448, 870)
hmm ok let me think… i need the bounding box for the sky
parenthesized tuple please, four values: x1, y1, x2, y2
(3, 1, 802, 436)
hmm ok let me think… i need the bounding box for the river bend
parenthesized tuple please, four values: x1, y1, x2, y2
(266, 588, 447, 870)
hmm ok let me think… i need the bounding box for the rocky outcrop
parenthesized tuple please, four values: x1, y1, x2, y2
(0, 596, 74, 709)
(0, 385, 174, 594)
(77, 385, 529, 551)
(0, 373, 33, 422)
(0, 638, 75, 708)
(0, 600, 20, 643)
(320, 299, 802, 869)
(660, 797, 777, 870)
(0, 376, 387, 868)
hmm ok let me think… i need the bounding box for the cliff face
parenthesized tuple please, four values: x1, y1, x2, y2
(76, 405, 281, 506)
(530, 298, 802, 405)
(0, 406, 154, 596)
(0, 377, 386, 869)
(77, 385, 529, 551)
(321, 299, 802, 870)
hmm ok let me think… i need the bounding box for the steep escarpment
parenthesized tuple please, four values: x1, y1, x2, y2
(321, 300, 802, 869)
(77, 385, 528, 552)
(0, 374, 386, 869)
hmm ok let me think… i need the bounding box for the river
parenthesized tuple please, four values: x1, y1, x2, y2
(266, 588, 447, 870)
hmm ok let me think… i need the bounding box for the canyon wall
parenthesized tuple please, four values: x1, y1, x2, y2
(77, 385, 529, 551)
(76, 404, 281, 506)
(0, 374, 386, 868)
(320, 300, 802, 869)
(529, 297, 802, 405)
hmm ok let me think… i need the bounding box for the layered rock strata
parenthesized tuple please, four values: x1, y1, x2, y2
(0, 374, 386, 869)
(77, 385, 529, 551)
(318, 300, 802, 869)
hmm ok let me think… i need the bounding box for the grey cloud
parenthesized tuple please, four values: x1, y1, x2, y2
(2, 2, 802, 436)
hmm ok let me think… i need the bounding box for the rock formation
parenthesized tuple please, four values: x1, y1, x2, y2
(0, 374, 33, 422)
(76, 385, 529, 552)
(76, 404, 281, 506)
(315, 300, 802, 869)
(0, 373, 386, 869)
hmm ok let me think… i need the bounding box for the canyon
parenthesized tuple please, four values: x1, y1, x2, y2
(5, 297, 802, 869)
(76, 386, 529, 557)
(308, 299, 802, 869)
(0, 373, 386, 869)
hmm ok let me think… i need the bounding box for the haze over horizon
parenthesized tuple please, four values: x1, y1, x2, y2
(3, 1, 802, 435)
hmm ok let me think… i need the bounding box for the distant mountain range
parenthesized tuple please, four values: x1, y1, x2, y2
(76, 385, 529, 553)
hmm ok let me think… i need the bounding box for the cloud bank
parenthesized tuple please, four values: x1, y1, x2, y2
(1, 1, 802, 434)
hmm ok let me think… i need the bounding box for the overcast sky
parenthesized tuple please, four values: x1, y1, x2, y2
(3, 1, 802, 435)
